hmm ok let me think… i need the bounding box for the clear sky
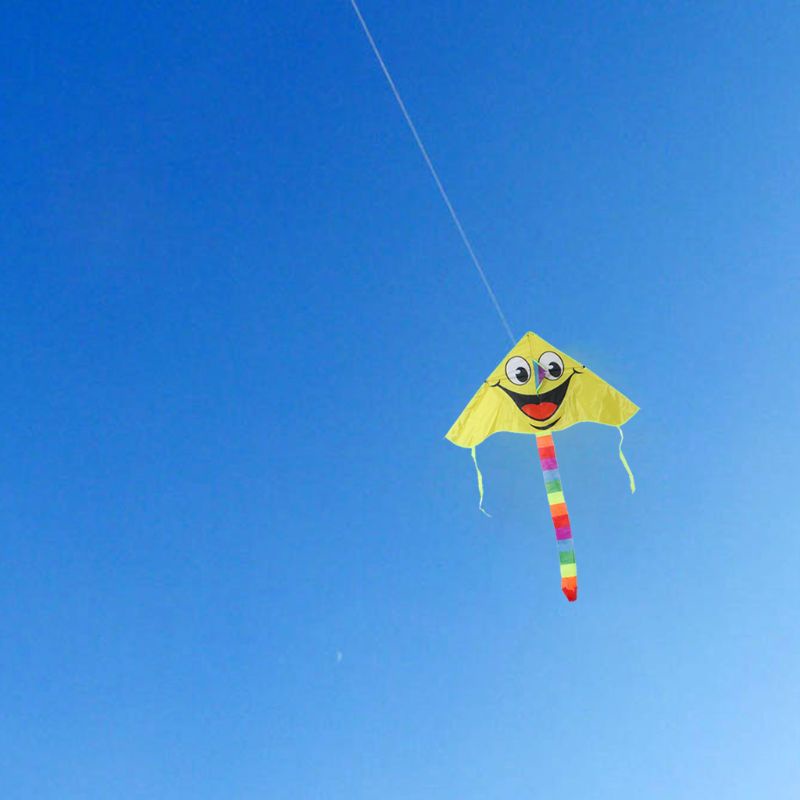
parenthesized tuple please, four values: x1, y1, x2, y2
(1, 2, 799, 798)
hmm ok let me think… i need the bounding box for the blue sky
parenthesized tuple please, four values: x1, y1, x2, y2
(1, 2, 799, 797)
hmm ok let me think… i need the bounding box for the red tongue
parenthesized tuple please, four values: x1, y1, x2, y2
(521, 402, 558, 421)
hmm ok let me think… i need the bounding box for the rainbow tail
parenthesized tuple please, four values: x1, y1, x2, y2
(536, 434, 577, 602)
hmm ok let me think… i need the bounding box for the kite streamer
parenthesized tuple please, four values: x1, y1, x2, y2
(470, 445, 491, 517)
(617, 426, 636, 494)
(536, 433, 577, 602)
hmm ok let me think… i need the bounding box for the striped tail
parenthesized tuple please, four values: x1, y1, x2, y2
(535, 433, 577, 602)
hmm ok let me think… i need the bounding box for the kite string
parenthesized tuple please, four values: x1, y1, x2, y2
(349, 0, 516, 345)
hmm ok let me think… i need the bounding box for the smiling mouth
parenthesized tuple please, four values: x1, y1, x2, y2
(495, 372, 576, 427)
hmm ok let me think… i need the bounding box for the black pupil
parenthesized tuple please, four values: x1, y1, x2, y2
(548, 362, 562, 378)
(515, 366, 529, 381)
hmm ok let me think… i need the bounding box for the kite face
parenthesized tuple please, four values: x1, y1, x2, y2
(446, 332, 638, 448)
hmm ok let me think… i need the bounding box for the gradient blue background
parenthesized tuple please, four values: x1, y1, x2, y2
(1, 2, 798, 797)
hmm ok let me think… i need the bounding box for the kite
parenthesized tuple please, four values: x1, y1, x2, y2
(446, 331, 639, 602)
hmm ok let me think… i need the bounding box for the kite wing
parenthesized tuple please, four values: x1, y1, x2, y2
(446, 332, 638, 448)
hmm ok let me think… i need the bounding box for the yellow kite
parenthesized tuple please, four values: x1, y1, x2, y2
(447, 331, 639, 601)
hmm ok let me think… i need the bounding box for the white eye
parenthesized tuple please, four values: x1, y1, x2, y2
(505, 356, 531, 385)
(538, 351, 565, 381)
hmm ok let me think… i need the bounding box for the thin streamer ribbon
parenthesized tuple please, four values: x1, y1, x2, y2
(617, 426, 636, 494)
(470, 446, 491, 517)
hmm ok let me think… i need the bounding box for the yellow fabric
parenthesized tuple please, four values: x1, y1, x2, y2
(560, 562, 578, 579)
(446, 332, 638, 448)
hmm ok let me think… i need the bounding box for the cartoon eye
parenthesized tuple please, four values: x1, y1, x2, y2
(505, 356, 531, 385)
(538, 351, 565, 380)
